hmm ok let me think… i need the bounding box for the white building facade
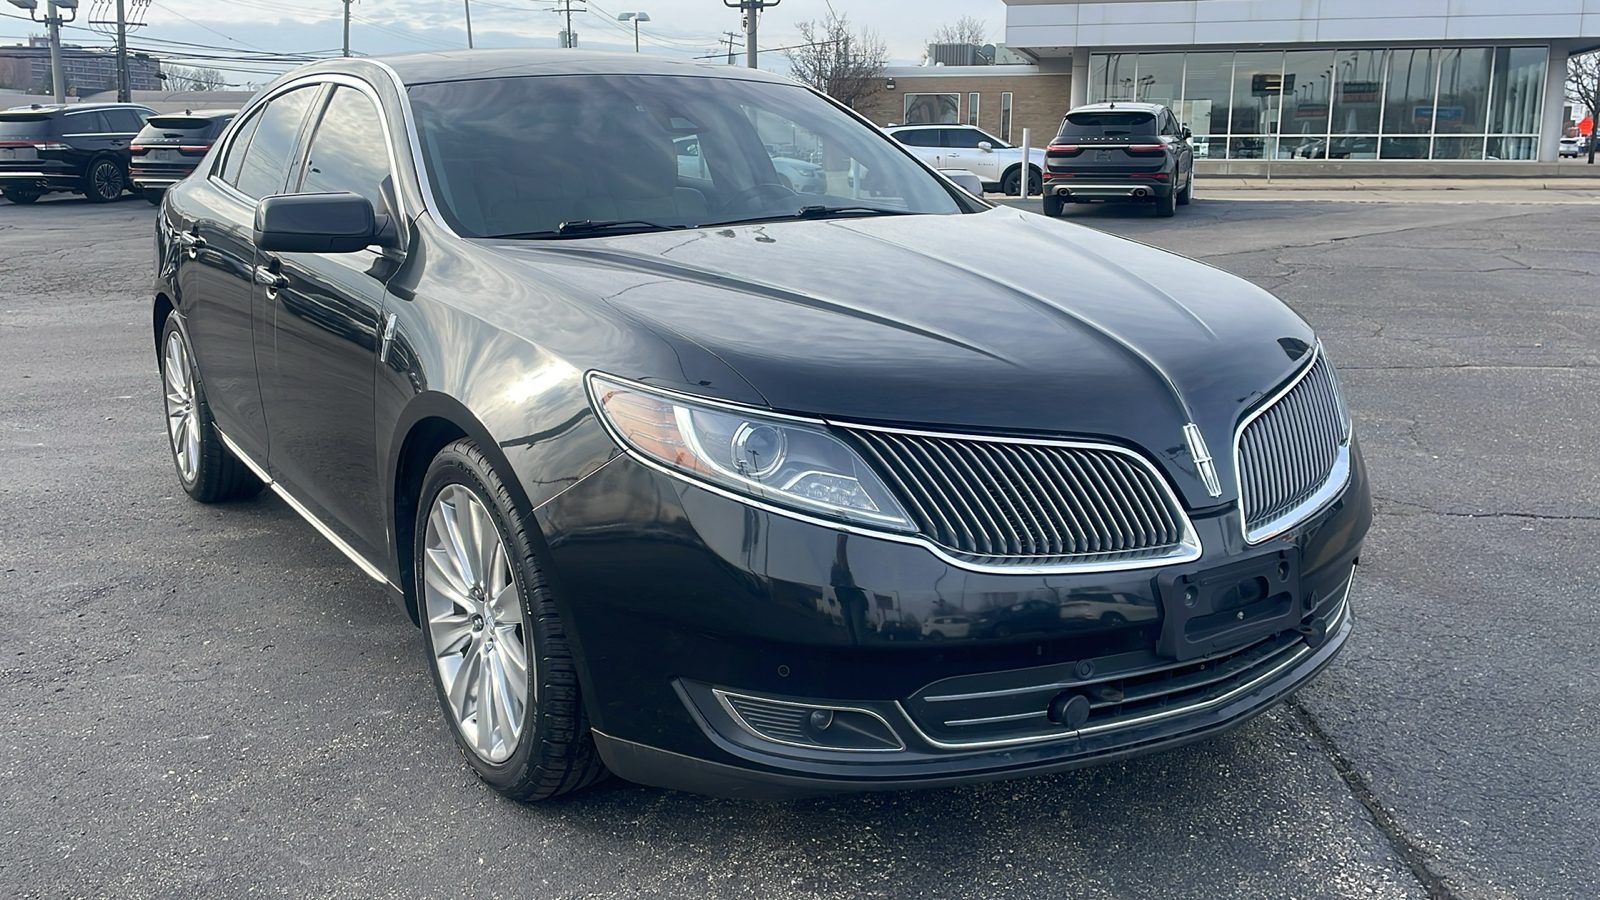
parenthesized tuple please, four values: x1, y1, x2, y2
(1004, 0, 1600, 162)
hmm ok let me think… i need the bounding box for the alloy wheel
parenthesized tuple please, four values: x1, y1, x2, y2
(91, 161, 122, 201)
(423, 484, 530, 764)
(162, 329, 200, 484)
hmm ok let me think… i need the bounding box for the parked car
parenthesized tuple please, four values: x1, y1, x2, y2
(0, 102, 153, 203)
(129, 109, 237, 203)
(678, 135, 826, 194)
(1042, 102, 1195, 218)
(885, 124, 1042, 195)
(153, 50, 1369, 801)
(1559, 136, 1593, 158)
(920, 615, 974, 640)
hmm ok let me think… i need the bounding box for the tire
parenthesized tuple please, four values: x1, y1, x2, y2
(417, 439, 608, 802)
(143, 188, 164, 206)
(83, 157, 125, 203)
(1155, 184, 1177, 218)
(1176, 170, 1194, 206)
(159, 316, 265, 503)
(1043, 194, 1066, 218)
(1002, 166, 1043, 197)
(3, 188, 41, 204)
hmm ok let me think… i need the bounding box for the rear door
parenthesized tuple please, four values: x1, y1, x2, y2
(891, 128, 945, 168)
(1046, 110, 1169, 178)
(173, 84, 323, 465)
(940, 127, 1003, 181)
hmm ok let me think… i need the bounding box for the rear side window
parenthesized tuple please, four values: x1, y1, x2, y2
(0, 113, 55, 139)
(219, 113, 262, 185)
(232, 86, 320, 199)
(1058, 111, 1158, 139)
(104, 108, 147, 133)
(894, 129, 939, 147)
(61, 111, 109, 135)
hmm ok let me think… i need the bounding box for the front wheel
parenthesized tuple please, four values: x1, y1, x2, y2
(84, 158, 125, 203)
(159, 316, 264, 502)
(417, 439, 608, 801)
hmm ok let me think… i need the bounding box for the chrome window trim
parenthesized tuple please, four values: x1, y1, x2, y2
(712, 689, 906, 754)
(896, 567, 1355, 751)
(366, 58, 459, 237)
(215, 428, 399, 591)
(1231, 342, 1354, 545)
(585, 371, 1203, 575)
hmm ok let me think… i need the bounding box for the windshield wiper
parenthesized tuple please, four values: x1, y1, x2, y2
(700, 206, 915, 228)
(486, 219, 686, 240)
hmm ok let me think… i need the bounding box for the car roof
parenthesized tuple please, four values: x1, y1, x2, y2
(887, 124, 986, 130)
(1068, 102, 1167, 114)
(290, 49, 795, 89)
(3, 102, 155, 114)
(145, 109, 239, 119)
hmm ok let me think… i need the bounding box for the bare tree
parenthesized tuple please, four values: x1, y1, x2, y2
(165, 65, 226, 92)
(786, 9, 887, 110)
(1570, 52, 1600, 164)
(930, 16, 987, 47)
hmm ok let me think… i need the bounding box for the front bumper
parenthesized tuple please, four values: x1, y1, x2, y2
(534, 439, 1371, 798)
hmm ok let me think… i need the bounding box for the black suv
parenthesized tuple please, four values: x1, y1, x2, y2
(129, 109, 237, 203)
(0, 102, 154, 204)
(1042, 102, 1195, 218)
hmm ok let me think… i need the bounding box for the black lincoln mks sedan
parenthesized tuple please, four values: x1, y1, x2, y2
(151, 51, 1370, 800)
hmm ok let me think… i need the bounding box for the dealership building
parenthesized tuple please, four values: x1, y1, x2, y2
(1001, 0, 1600, 164)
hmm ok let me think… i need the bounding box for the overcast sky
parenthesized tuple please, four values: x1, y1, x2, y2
(0, 0, 1010, 88)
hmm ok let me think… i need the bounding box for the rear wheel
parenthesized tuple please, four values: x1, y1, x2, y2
(3, 188, 41, 204)
(1155, 184, 1177, 218)
(1043, 194, 1066, 218)
(84, 158, 125, 203)
(1176, 170, 1194, 206)
(1002, 166, 1042, 196)
(417, 439, 608, 801)
(159, 316, 264, 502)
(143, 187, 165, 206)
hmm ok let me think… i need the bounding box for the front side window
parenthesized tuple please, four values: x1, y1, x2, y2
(233, 85, 320, 199)
(409, 74, 968, 240)
(299, 86, 391, 209)
(944, 127, 1006, 149)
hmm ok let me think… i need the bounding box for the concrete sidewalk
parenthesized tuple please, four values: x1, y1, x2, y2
(1001, 175, 1600, 204)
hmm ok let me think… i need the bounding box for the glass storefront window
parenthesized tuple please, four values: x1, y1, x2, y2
(1000, 92, 1013, 142)
(1489, 47, 1546, 135)
(1091, 53, 1136, 102)
(1134, 53, 1184, 107)
(1384, 48, 1440, 135)
(1332, 50, 1387, 136)
(903, 93, 959, 125)
(1487, 136, 1538, 160)
(1432, 136, 1487, 160)
(1181, 51, 1233, 148)
(967, 93, 979, 127)
(1230, 51, 1284, 140)
(1280, 49, 1334, 159)
(1435, 48, 1493, 135)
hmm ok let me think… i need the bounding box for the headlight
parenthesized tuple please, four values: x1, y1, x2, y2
(588, 374, 913, 531)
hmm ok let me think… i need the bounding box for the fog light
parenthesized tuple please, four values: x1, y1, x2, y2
(715, 689, 904, 752)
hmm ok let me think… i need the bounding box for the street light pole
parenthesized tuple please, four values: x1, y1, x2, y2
(342, 0, 352, 57)
(115, 0, 128, 102)
(616, 11, 649, 52)
(7, 0, 78, 104)
(464, 0, 473, 48)
(721, 0, 778, 70)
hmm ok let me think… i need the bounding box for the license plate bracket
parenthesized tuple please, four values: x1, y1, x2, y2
(1155, 548, 1302, 661)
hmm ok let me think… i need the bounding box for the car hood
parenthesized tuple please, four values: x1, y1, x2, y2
(484, 207, 1316, 505)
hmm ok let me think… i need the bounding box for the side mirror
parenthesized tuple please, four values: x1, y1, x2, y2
(1181, 126, 1192, 140)
(977, 141, 993, 152)
(254, 192, 396, 253)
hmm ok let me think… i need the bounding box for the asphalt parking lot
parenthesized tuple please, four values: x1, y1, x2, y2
(3, 187, 1597, 899)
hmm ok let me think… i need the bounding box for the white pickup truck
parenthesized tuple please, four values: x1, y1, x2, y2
(884, 124, 1043, 195)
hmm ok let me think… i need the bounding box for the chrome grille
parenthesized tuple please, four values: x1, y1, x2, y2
(847, 429, 1188, 565)
(1237, 356, 1346, 537)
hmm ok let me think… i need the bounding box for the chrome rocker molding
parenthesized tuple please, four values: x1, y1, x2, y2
(1232, 342, 1354, 546)
(894, 566, 1356, 752)
(215, 429, 398, 590)
(713, 689, 907, 753)
(584, 371, 1203, 576)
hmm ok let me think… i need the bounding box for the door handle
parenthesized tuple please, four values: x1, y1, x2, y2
(253, 264, 288, 291)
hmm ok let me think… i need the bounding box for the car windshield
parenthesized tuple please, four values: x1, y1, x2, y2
(1059, 111, 1158, 139)
(408, 74, 968, 239)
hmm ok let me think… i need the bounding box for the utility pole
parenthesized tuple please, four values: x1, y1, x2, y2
(7, 1, 78, 104)
(721, 31, 738, 65)
(114, 0, 128, 101)
(463, 0, 473, 48)
(342, 0, 352, 57)
(722, 0, 778, 69)
(550, 0, 585, 48)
